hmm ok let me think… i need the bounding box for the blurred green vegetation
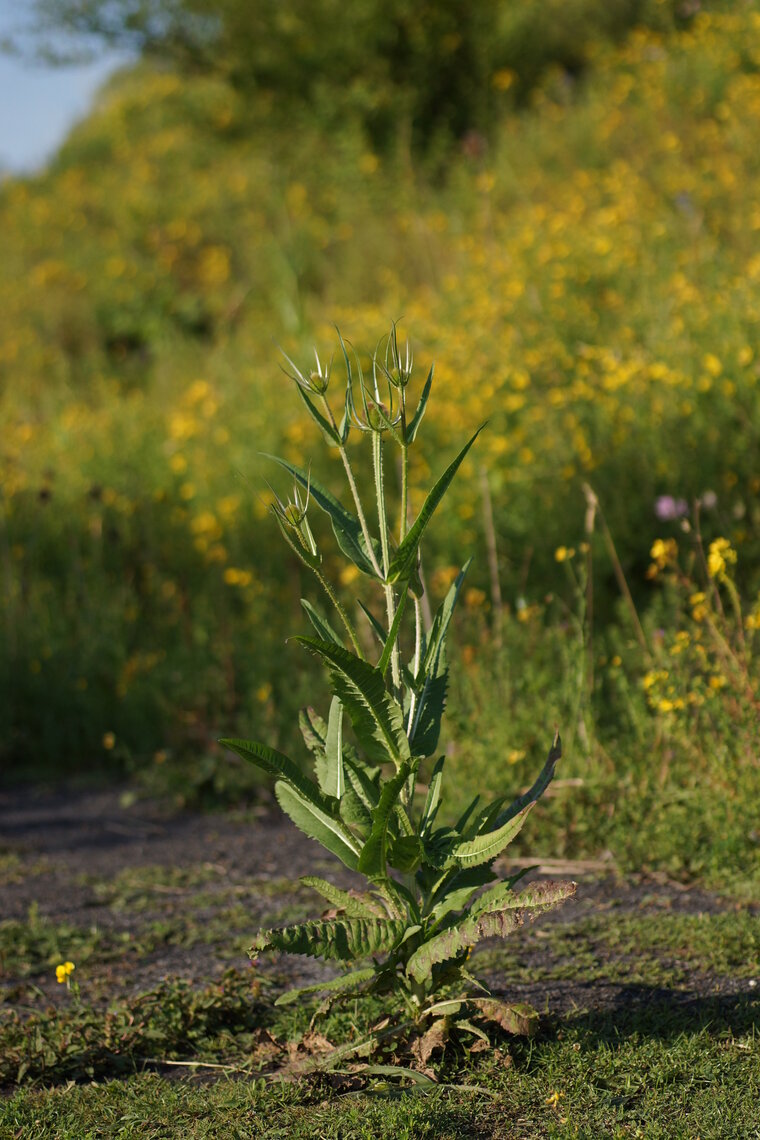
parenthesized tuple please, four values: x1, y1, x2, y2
(1, 1, 759, 887)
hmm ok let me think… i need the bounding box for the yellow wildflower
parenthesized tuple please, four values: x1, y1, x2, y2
(55, 961, 75, 984)
(707, 537, 737, 580)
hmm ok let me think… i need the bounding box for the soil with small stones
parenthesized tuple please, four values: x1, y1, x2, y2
(1, 784, 758, 1021)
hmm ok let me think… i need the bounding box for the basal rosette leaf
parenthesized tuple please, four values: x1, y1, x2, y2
(406, 880, 577, 983)
(300, 876, 386, 919)
(251, 916, 407, 962)
(275, 967, 377, 1007)
(471, 999, 540, 1037)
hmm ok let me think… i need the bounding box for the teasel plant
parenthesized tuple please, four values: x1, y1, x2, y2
(221, 324, 575, 1074)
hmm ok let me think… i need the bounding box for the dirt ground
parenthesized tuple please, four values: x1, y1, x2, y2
(1, 784, 757, 1020)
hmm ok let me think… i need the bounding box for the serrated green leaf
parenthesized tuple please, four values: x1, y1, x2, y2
(220, 737, 332, 812)
(299, 707, 327, 755)
(378, 588, 408, 678)
(252, 915, 406, 962)
(275, 967, 376, 1007)
(275, 781, 360, 870)
(419, 560, 471, 680)
(339, 783, 373, 834)
(358, 764, 410, 878)
(344, 756, 381, 812)
(406, 880, 576, 982)
(300, 876, 383, 918)
(409, 670, 448, 758)
(390, 834, 424, 873)
(264, 453, 380, 577)
(471, 999, 540, 1037)
(405, 363, 433, 444)
(446, 804, 535, 868)
(387, 425, 485, 585)
(301, 599, 344, 647)
(323, 696, 344, 800)
(490, 733, 562, 831)
(420, 756, 445, 837)
(296, 637, 411, 767)
(358, 600, 387, 646)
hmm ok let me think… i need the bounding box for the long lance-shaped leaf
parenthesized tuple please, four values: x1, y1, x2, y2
(358, 764, 411, 878)
(301, 599, 344, 647)
(275, 967, 377, 1007)
(405, 362, 434, 444)
(406, 880, 576, 982)
(467, 733, 562, 841)
(295, 385, 341, 445)
(220, 737, 333, 812)
(378, 587, 409, 678)
(387, 425, 486, 585)
(490, 733, 562, 831)
(300, 876, 384, 918)
(444, 803, 535, 869)
(264, 454, 380, 577)
(299, 707, 327, 755)
(470, 876, 573, 920)
(358, 600, 387, 646)
(409, 670, 448, 758)
(295, 637, 411, 766)
(252, 916, 406, 962)
(275, 782, 360, 870)
(420, 756, 445, 837)
(323, 696, 345, 800)
(419, 560, 472, 680)
(471, 999, 540, 1038)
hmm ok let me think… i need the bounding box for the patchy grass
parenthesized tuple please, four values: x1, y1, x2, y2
(2, 989, 759, 1138)
(2, 887, 758, 1136)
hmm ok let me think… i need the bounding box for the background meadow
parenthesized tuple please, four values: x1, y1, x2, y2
(2, 0, 760, 893)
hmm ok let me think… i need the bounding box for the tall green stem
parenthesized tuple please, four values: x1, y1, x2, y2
(318, 394, 383, 580)
(313, 568, 364, 658)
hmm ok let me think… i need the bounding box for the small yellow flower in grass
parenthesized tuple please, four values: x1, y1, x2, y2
(554, 546, 575, 563)
(707, 537, 737, 580)
(690, 592, 708, 622)
(545, 1089, 565, 1109)
(55, 961, 75, 984)
(102, 732, 115, 751)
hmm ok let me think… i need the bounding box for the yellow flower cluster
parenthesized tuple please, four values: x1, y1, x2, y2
(55, 961, 75, 984)
(707, 537, 737, 580)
